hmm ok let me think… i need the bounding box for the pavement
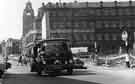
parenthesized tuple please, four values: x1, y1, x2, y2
(60, 62, 135, 84)
(5, 60, 31, 74)
(84, 62, 135, 74)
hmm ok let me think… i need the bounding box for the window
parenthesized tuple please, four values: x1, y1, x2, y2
(104, 33, 109, 40)
(89, 9, 95, 15)
(51, 11, 57, 16)
(112, 23, 117, 28)
(74, 22, 79, 28)
(125, 8, 131, 15)
(88, 33, 94, 40)
(110, 9, 116, 16)
(89, 22, 95, 28)
(82, 34, 87, 41)
(74, 10, 80, 16)
(51, 22, 57, 29)
(75, 33, 80, 41)
(77, 33, 82, 41)
(60, 33, 68, 38)
(96, 21, 102, 28)
(112, 34, 117, 40)
(81, 21, 87, 28)
(79, 9, 88, 16)
(97, 34, 102, 40)
(130, 20, 134, 27)
(66, 22, 72, 27)
(126, 20, 131, 27)
(103, 21, 110, 28)
(58, 12, 64, 16)
(51, 33, 57, 38)
(110, 21, 114, 28)
(59, 24, 64, 28)
(104, 23, 109, 28)
(52, 24, 56, 29)
(96, 9, 101, 16)
(104, 9, 109, 16)
(65, 11, 72, 17)
(118, 8, 124, 16)
(132, 20, 135, 27)
(131, 8, 135, 15)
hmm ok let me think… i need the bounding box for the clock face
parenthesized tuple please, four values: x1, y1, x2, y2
(26, 12, 31, 16)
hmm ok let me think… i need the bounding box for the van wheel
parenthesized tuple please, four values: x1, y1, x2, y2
(37, 68, 42, 76)
(37, 71, 41, 75)
(67, 68, 73, 75)
(48, 72, 57, 77)
(0, 70, 4, 78)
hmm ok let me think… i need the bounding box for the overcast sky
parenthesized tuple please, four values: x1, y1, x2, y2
(0, 0, 133, 41)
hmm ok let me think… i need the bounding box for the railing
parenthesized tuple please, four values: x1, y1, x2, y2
(96, 51, 135, 67)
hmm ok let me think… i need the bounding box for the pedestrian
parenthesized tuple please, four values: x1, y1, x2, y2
(125, 53, 130, 68)
(18, 55, 22, 66)
(23, 55, 28, 66)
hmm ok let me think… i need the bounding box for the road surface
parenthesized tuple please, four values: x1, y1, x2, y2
(2, 60, 135, 84)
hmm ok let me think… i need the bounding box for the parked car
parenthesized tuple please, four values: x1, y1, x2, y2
(0, 56, 11, 78)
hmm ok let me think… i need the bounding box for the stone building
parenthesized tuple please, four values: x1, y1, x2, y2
(22, 1, 42, 55)
(23, 1, 34, 37)
(40, 1, 135, 52)
(6, 38, 22, 55)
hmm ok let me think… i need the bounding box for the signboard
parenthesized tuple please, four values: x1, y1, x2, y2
(122, 31, 128, 41)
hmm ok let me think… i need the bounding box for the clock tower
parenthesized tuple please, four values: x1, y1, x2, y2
(23, 1, 34, 37)
(22, 1, 35, 56)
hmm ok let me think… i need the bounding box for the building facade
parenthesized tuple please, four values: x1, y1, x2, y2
(1, 40, 6, 57)
(6, 38, 22, 55)
(23, 1, 34, 37)
(41, 1, 135, 51)
(22, 1, 42, 55)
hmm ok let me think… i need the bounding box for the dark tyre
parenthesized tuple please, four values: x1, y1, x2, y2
(36, 63, 43, 75)
(0, 70, 4, 78)
(37, 68, 42, 76)
(48, 72, 57, 77)
(6, 62, 11, 69)
(37, 71, 41, 75)
(67, 68, 73, 75)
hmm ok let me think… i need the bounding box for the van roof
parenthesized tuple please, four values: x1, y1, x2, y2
(37, 38, 70, 44)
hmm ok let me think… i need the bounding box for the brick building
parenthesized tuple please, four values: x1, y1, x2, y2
(41, 1, 135, 52)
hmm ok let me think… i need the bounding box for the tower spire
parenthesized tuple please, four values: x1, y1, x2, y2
(28, 0, 30, 2)
(25, 0, 32, 9)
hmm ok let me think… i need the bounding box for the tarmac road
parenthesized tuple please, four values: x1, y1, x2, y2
(2, 59, 135, 84)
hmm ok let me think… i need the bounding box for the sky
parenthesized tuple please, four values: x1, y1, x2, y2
(0, 0, 133, 41)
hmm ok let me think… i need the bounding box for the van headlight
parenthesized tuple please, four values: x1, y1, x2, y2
(73, 57, 77, 60)
(43, 61, 46, 64)
(56, 53, 59, 56)
(65, 61, 68, 64)
(69, 59, 73, 63)
(54, 60, 60, 64)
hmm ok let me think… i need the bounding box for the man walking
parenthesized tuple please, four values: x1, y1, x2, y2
(18, 55, 22, 66)
(125, 53, 130, 68)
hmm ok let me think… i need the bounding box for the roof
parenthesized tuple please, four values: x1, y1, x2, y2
(37, 38, 70, 44)
(44, 1, 135, 8)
